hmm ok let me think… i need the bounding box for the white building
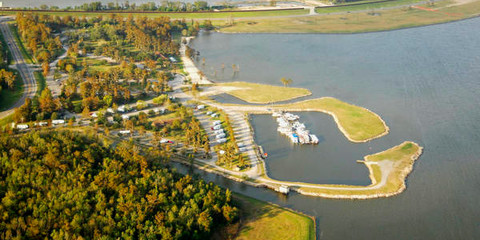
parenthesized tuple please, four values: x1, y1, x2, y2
(52, 119, 65, 125)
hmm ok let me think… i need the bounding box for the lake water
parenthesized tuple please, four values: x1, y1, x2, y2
(190, 18, 480, 239)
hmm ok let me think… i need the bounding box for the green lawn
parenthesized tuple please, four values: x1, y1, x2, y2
(315, 0, 423, 14)
(218, 193, 315, 240)
(33, 71, 45, 94)
(276, 97, 388, 142)
(217, 81, 311, 104)
(0, 69, 24, 111)
(0, 29, 24, 111)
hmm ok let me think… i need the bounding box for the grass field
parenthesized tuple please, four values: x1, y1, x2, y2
(0, 9, 309, 19)
(217, 81, 311, 104)
(217, 0, 480, 33)
(295, 141, 422, 197)
(275, 97, 388, 142)
(315, 0, 423, 14)
(217, 193, 315, 240)
(33, 71, 46, 94)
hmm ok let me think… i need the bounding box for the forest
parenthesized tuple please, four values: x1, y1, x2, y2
(35, 1, 213, 12)
(0, 130, 237, 239)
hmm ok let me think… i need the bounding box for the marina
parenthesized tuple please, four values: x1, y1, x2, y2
(273, 111, 319, 145)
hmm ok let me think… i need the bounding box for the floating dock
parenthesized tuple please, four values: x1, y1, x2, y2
(273, 111, 319, 145)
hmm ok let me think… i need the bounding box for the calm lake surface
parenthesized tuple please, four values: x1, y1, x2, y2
(189, 18, 480, 239)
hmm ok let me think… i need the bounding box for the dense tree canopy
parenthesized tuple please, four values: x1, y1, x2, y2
(0, 131, 237, 239)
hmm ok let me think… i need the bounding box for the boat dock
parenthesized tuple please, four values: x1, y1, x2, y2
(273, 111, 319, 145)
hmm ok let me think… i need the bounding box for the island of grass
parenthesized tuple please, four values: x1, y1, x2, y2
(292, 141, 423, 199)
(216, 81, 311, 104)
(217, 193, 315, 240)
(273, 97, 389, 142)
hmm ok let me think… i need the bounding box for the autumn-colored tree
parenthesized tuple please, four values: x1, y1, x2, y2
(42, 62, 50, 77)
(39, 88, 59, 114)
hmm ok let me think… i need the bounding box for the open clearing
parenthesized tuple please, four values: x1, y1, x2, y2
(218, 193, 315, 240)
(217, 81, 312, 104)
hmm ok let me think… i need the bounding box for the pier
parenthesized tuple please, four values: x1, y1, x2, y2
(273, 111, 319, 145)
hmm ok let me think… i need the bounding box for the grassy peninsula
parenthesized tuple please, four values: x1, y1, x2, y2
(274, 97, 389, 142)
(295, 141, 423, 198)
(218, 81, 312, 104)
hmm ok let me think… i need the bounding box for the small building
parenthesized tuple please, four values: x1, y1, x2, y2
(213, 129, 224, 134)
(16, 124, 29, 130)
(52, 119, 65, 125)
(118, 105, 126, 113)
(211, 125, 222, 130)
(197, 105, 205, 110)
(218, 150, 225, 155)
(216, 133, 226, 139)
(35, 121, 48, 127)
(121, 115, 129, 120)
(211, 113, 219, 118)
(213, 120, 222, 126)
(169, 57, 177, 63)
(107, 108, 115, 114)
(119, 130, 131, 135)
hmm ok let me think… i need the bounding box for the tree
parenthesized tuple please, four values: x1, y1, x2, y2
(42, 62, 50, 77)
(82, 106, 90, 118)
(39, 88, 58, 114)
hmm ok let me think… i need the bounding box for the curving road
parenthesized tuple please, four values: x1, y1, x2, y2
(0, 16, 37, 120)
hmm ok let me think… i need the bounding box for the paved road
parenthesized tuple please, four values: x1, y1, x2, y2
(0, 17, 37, 119)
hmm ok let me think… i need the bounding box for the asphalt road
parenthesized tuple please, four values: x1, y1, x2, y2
(0, 16, 37, 120)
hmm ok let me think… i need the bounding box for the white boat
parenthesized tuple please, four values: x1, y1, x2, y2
(309, 134, 319, 144)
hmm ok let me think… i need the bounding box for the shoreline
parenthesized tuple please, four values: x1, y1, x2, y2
(177, 33, 421, 200)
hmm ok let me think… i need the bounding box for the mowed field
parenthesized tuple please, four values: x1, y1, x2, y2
(217, 193, 315, 240)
